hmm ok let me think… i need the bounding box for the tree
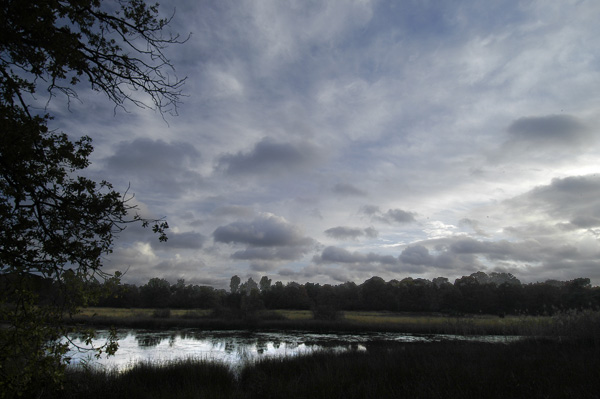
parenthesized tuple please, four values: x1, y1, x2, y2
(230, 275, 241, 294)
(140, 278, 171, 308)
(0, 0, 184, 396)
(259, 275, 272, 292)
(240, 277, 259, 296)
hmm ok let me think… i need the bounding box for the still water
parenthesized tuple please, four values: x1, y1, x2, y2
(66, 329, 522, 372)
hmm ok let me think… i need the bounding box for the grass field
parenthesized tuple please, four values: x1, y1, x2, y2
(73, 307, 555, 336)
(77, 307, 213, 318)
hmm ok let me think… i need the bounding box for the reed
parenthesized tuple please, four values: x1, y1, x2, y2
(58, 358, 235, 399)
(71, 307, 600, 340)
(55, 339, 600, 399)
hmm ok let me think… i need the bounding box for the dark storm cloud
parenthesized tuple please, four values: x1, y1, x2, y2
(213, 214, 315, 261)
(332, 183, 367, 197)
(104, 138, 201, 194)
(324, 226, 378, 240)
(217, 138, 321, 176)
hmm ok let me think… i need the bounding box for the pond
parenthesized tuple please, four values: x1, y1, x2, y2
(65, 329, 523, 372)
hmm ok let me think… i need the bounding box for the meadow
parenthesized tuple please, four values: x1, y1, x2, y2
(73, 307, 580, 337)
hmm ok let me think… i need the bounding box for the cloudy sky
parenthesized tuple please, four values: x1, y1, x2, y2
(54, 0, 600, 288)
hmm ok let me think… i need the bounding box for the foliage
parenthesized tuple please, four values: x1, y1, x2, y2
(95, 272, 599, 319)
(0, 0, 184, 396)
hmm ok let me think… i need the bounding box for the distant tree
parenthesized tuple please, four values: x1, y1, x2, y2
(360, 276, 391, 310)
(336, 281, 361, 310)
(140, 278, 172, 308)
(454, 272, 498, 314)
(240, 289, 265, 320)
(240, 277, 259, 296)
(312, 284, 341, 320)
(230, 275, 241, 294)
(488, 272, 521, 286)
(171, 279, 193, 308)
(259, 276, 272, 292)
(282, 282, 311, 310)
(563, 278, 592, 309)
(433, 277, 450, 287)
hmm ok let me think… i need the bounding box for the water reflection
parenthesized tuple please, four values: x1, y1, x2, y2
(65, 329, 523, 372)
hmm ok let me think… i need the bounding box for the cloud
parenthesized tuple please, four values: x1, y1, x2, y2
(505, 174, 600, 230)
(213, 213, 313, 247)
(332, 183, 367, 197)
(154, 231, 207, 250)
(492, 114, 594, 164)
(81, 1, 600, 287)
(507, 114, 589, 144)
(385, 209, 418, 223)
(314, 246, 398, 266)
(217, 138, 321, 176)
(447, 237, 541, 263)
(311, 243, 481, 278)
(213, 213, 315, 261)
(212, 205, 255, 219)
(103, 138, 202, 195)
(459, 218, 489, 237)
(324, 226, 378, 240)
(232, 246, 307, 261)
(399, 245, 435, 266)
(360, 206, 417, 224)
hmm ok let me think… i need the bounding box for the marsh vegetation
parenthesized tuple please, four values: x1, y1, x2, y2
(52, 307, 600, 398)
(55, 338, 600, 399)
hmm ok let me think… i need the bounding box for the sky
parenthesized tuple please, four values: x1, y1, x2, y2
(52, 0, 600, 289)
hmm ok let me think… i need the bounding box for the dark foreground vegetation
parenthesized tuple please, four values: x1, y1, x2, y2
(47, 309, 600, 399)
(52, 339, 600, 399)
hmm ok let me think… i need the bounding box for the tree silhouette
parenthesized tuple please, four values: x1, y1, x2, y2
(0, 0, 184, 395)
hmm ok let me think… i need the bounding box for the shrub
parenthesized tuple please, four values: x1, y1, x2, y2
(152, 309, 171, 318)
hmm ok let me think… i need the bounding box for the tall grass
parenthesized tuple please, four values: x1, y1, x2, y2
(241, 340, 600, 399)
(55, 339, 600, 399)
(57, 358, 235, 399)
(71, 308, 600, 339)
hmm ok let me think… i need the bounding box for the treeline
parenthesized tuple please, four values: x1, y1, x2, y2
(95, 271, 600, 316)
